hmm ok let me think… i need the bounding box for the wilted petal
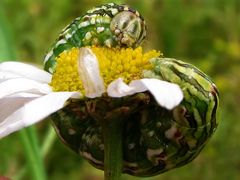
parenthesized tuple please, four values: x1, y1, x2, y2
(0, 78, 52, 98)
(78, 48, 105, 98)
(108, 78, 183, 110)
(0, 92, 82, 138)
(0, 61, 52, 83)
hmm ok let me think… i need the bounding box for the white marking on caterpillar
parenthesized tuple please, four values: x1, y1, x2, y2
(147, 148, 163, 159)
(96, 16, 103, 23)
(146, 148, 166, 165)
(114, 29, 121, 35)
(148, 130, 154, 137)
(83, 15, 90, 19)
(104, 39, 113, 47)
(128, 143, 135, 150)
(99, 144, 104, 151)
(90, 17, 96, 24)
(55, 39, 67, 47)
(66, 33, 76, 43)
(101, 5, 107, 10)
(68, 128, 76, 135)
(96, 27, 105, 33)
(90, 14, 97, 18)
(44, 50, 53, 64)
(165, 125, 177, 139)
(124, 161, 138, 168)
(65, 33, 72, 40)
(78, 21, 90, 28)
(208, 92, 212, 98)
(85, 32, 92, 40)
(110, 8, 118, 15)
(80, 151, 103, 165)
(156, 122, 162, 128)
(48, 67, 54, 74)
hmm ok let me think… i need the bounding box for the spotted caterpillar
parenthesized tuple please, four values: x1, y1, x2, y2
(44, 3, 146, 73)
(51, 57, 219, 176)
(47, 3, 219, 177)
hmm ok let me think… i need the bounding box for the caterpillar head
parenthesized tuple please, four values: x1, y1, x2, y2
(110, 10, 146, 47)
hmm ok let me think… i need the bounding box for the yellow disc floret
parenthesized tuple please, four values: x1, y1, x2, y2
(50, 46, 160, 93)
(92, 46, 160, 86)
(50, 47, 84, 92)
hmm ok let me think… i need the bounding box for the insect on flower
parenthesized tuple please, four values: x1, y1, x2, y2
(44, 3, 147, 73)
(0, 3, 219, 178)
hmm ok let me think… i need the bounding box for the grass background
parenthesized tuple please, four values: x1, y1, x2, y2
(0, 0, 240, 179)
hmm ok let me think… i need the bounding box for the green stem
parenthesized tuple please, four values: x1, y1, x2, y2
(26, 127, 45, 168)
(19, 127, 47, 180)
(15, 125, 56, 180)
(41, 125, 56, 157)
(91, 94, 148, 180)
(100, 108, 126, 180)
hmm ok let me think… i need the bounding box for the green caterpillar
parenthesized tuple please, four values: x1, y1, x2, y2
(44, 3, 146, 73)
(50, 57, 218, 176)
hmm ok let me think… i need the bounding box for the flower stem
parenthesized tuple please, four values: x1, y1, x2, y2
(101, 113, 124, 180)
(14, 125, 56, 180)
(89, 94, 149, 180)
(19, 127, 47, 180)
(41, 125, 56, 157)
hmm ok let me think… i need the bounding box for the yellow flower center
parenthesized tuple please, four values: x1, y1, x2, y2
(50, 46, 160, 93)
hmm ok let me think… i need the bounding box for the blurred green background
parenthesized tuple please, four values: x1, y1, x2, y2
(0, 0, 240, 180)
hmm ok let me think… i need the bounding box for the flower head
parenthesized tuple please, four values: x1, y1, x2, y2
(0, 47, 183, 138)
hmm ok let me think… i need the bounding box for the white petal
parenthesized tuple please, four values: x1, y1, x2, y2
(0, 78, 52, 98)
(78, 48, 105, 98)
(130, 79, 183, 110)
(7, 92, 43, 98)
(0, 92, 82, 138)
(107, 78, 136, 97)
(0, 71, 21, 82)
(108, 78, 183, 110)
(0, 61, 52, 83)
(0, 96, 36, 122)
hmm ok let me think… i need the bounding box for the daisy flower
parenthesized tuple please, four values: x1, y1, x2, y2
(0, 46, 183, 138)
